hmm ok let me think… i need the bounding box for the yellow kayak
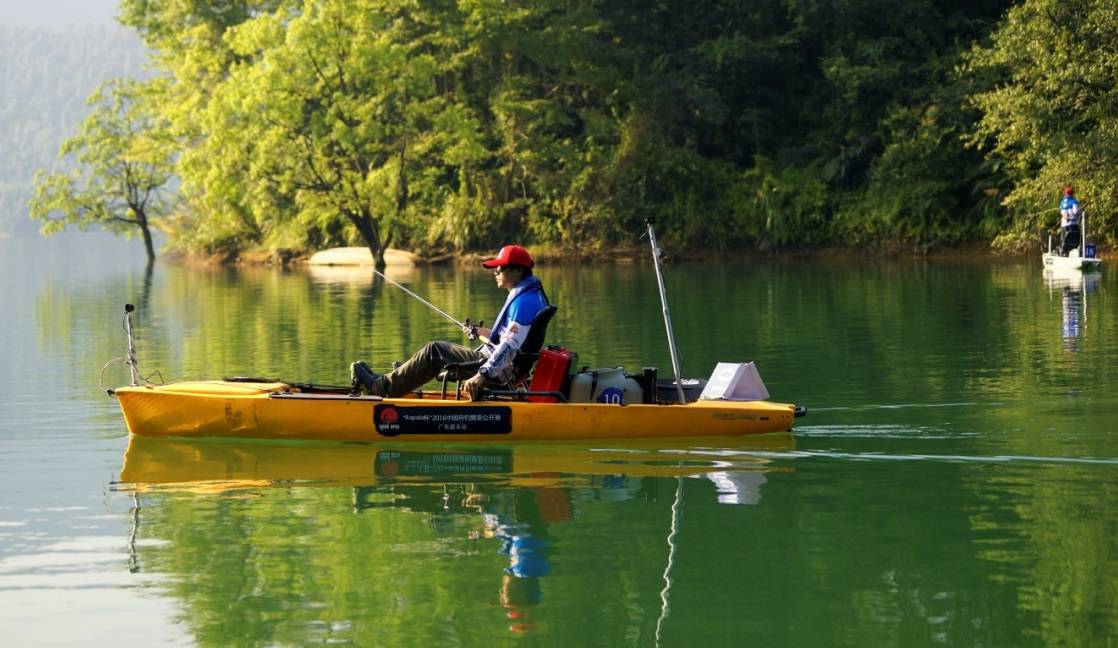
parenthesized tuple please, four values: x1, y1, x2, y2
(114, 380, 802, 442)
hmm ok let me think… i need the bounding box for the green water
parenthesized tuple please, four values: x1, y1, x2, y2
(2, 234, 1117, 646)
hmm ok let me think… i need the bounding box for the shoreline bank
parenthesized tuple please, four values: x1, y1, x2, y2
(166, 240, 1112, 268)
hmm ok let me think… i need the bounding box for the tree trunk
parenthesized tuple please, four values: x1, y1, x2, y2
(396, 143, 409, 216)
(381, 143, 407, 272)
(140, 226, 155, 264)
(135, 206, 156, 263)
(348, 209, 386, 271)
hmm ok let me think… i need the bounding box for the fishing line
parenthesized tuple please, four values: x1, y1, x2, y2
(370, 267, 464, 328)
(368, 266, 490, 343)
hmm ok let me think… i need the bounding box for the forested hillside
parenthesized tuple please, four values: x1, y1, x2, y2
(26, 1, 1118, 260)
(0, 25, 144, 235)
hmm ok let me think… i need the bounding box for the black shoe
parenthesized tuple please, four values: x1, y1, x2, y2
(350, 361, 381, 395)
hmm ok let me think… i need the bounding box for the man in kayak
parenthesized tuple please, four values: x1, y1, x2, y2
(1058, 185, 1082, 255)
(350, 244, 550, 400)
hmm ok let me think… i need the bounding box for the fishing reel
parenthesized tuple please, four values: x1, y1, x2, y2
(463, 318, 485, 341)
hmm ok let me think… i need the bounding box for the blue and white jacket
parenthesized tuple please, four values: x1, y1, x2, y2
(1060, 196, 1081, 227)
(479, 275, 549, 381)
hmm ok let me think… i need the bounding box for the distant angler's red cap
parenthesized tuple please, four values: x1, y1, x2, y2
(1064, 185, 1075, 196)
(481, 245, 534, 268)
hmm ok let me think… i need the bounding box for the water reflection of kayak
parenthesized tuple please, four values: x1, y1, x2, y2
(116, 434, 794, 491)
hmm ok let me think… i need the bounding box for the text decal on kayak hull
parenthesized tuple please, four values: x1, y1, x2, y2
(374, 404, 512, 436)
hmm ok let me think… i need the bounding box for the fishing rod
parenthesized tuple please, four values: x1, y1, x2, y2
(1021, 206, 1059, 219)
(644, 218, 687, 404)
(369, 266, 490, 343)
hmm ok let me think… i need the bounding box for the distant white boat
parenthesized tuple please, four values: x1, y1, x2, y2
(1042, 213, 1101, 271)
(1043, 248, 1102, 271)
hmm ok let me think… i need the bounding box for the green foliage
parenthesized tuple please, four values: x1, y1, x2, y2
(29, 79, 176, 261)
(966, 0, 1118, 250)
(837, 95, 1010, 249)
(740, 161, 832, 248)
(40, 0, 1077, 256)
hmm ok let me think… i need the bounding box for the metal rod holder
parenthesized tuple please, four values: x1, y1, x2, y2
(645, 219, 687, 404)
(124, 304, 139, 386)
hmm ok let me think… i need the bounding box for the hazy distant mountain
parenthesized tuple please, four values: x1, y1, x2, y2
(0, 23, 144, 236)
(0, 0, 119, 30)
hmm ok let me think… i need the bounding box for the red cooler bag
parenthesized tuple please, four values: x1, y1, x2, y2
(527, 346, 574, 402)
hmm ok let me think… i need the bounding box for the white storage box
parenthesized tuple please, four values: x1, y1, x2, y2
(699, 362, 770, 401)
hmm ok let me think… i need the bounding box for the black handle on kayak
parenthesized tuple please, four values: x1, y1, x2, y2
(794, 405, 807, 418)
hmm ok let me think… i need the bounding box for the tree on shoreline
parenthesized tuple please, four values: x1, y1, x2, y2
(199, 3, 447, 270)
(966, 0, 1118, 250)
(33, 0, 1049, 259)
(29, 79, 175, 263)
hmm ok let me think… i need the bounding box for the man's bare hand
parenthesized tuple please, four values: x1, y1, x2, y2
(461, 321, 491, 342)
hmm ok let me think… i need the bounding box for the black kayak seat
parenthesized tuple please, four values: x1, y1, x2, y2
(440, 304, 558, 397)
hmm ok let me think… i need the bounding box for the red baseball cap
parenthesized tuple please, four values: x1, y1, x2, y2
(481, 245, 534, 268)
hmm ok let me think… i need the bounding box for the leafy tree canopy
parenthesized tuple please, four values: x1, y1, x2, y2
(44, 0, 1118, 259)
(29, 79, 175, 262)
(966, 0, 1118, 250)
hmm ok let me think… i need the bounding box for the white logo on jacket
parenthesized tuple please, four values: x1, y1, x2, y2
(480, 321, 532, 381)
